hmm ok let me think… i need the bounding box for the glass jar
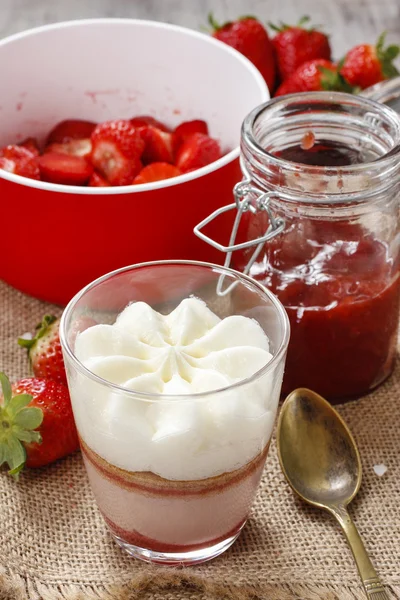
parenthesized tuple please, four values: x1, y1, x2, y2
(195, 92, 400, 402)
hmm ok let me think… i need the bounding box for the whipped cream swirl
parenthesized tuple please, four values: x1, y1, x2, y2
(72, 298, 278, 480)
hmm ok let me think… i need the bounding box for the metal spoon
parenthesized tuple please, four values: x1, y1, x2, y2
(276, 388, 389, 600)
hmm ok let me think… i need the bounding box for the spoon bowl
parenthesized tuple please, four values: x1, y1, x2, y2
(277, 387, 361, 509)
(277, 388, 389, 600)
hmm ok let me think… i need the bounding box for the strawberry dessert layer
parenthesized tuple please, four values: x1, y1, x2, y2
(72, 298, 278, 482)
(81, 439, 270, 550)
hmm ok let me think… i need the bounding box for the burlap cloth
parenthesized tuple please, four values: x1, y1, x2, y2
(0, 279, 399, 600)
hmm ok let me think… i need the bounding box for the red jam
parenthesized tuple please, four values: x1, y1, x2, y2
(240, 142, 400, 401)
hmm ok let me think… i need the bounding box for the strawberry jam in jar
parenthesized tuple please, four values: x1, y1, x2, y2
(196, 92, 400, 402)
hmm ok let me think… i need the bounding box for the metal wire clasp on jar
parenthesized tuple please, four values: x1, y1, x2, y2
(194, 162, 285, 295)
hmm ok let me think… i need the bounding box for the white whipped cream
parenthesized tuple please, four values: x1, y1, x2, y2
(71, 298, 280, 480)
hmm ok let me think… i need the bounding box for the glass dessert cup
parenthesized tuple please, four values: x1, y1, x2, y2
(60, 260, 290, 565)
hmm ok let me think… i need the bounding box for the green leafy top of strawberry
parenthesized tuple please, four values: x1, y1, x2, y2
(375, 32, 399, 79)
(18, 314, 57, 350)
(207, 13, 258, 31)
(0, 373, 43, 479)
(318, 66, 358, 93)
(269, 15, 319, 34)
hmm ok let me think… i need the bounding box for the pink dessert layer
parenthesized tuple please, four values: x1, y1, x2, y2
(81, 440, 269, 552)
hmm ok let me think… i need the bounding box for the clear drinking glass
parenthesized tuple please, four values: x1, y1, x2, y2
(60, 260, 289, 565)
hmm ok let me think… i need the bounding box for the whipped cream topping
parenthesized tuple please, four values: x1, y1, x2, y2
(72, 298, 280, 480)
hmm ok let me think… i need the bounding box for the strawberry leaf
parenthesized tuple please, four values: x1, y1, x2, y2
(8, 462, 25, 480)
(5, 435, 26, 472)
(18, 314, 57, 350)
(375, 32, 400, 79)
(13, 427, 41, 444)
(208, 13, 223, 31)
(14, 407, 43, 430)
(0, 373, 43, 479)
(268, 20, 289, 33)
(319, 67, 357, 93)
(298, 15, 311, 27)
(7, 394, 32, 418)
(385, 45, 399, 60)
(0, 372, 12, 408)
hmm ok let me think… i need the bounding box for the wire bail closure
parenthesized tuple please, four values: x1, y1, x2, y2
(194, 176, 285, 296)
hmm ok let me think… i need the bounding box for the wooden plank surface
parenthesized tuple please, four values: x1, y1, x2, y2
(0, 0, 399, 56)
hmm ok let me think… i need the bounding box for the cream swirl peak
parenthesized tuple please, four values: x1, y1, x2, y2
(72, 298, 276, 480)
(75, 298, 272, 394)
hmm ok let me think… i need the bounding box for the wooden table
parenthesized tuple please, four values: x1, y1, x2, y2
(1, 0, 399, 56)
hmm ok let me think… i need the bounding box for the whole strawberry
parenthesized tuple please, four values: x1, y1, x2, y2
(209, 14, 276, 92)
(340, 34, 399, 89)
(275, 59, 352, 96)
(18, 315, 66, 385)
(270, 16, 331, 81)
(0, 373, 79, 476)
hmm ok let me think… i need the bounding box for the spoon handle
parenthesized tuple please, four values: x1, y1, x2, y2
(331, 505, 389, 599)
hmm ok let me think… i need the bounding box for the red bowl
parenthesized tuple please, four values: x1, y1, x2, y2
(0, 19, 268, 304)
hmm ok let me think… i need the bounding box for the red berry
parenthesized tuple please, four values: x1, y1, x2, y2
(275, 59, 343, 96)
(140, 126, 174, 164)
(0, 372, 79, 476)
(47, 119, 97, 144)
(340, 34, 399, 89)
(90, 120, 144, 186)
(173, 120, 209, 151)
(11, 377, 78, 469)
(19, 137, 40, 156)
(89, 171, 110, 187)
(45, 139, 92, 158)
(130, 115, 170, 132)
(0, 145, 40, 180)
(270, 17, 331, 81)
(133, 162, 181, 184)
(18, 315, 67, 385)
(176, 133, 222, 172)
(210, 15, 276, 92)
(38, 152, 93, 185)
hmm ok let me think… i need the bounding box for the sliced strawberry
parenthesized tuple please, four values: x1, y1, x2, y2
(19, 137, 40, 156)
(90, 120, 144, 186)
(140, 126, 174, 164)
(47, 119, 97, 144)
(38, 152, 93, 185)
(130, 115, 170, 132)
(89, 171, 110, 187)
(45, 138, 92, 158)
(175, 133, 222, 172)
(0, 145, 40, 180)
(0, 157, 16, 172)
(173, 120, 209, 151)
(1, 145, 35, 160)
(133, 162, 181, 184)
